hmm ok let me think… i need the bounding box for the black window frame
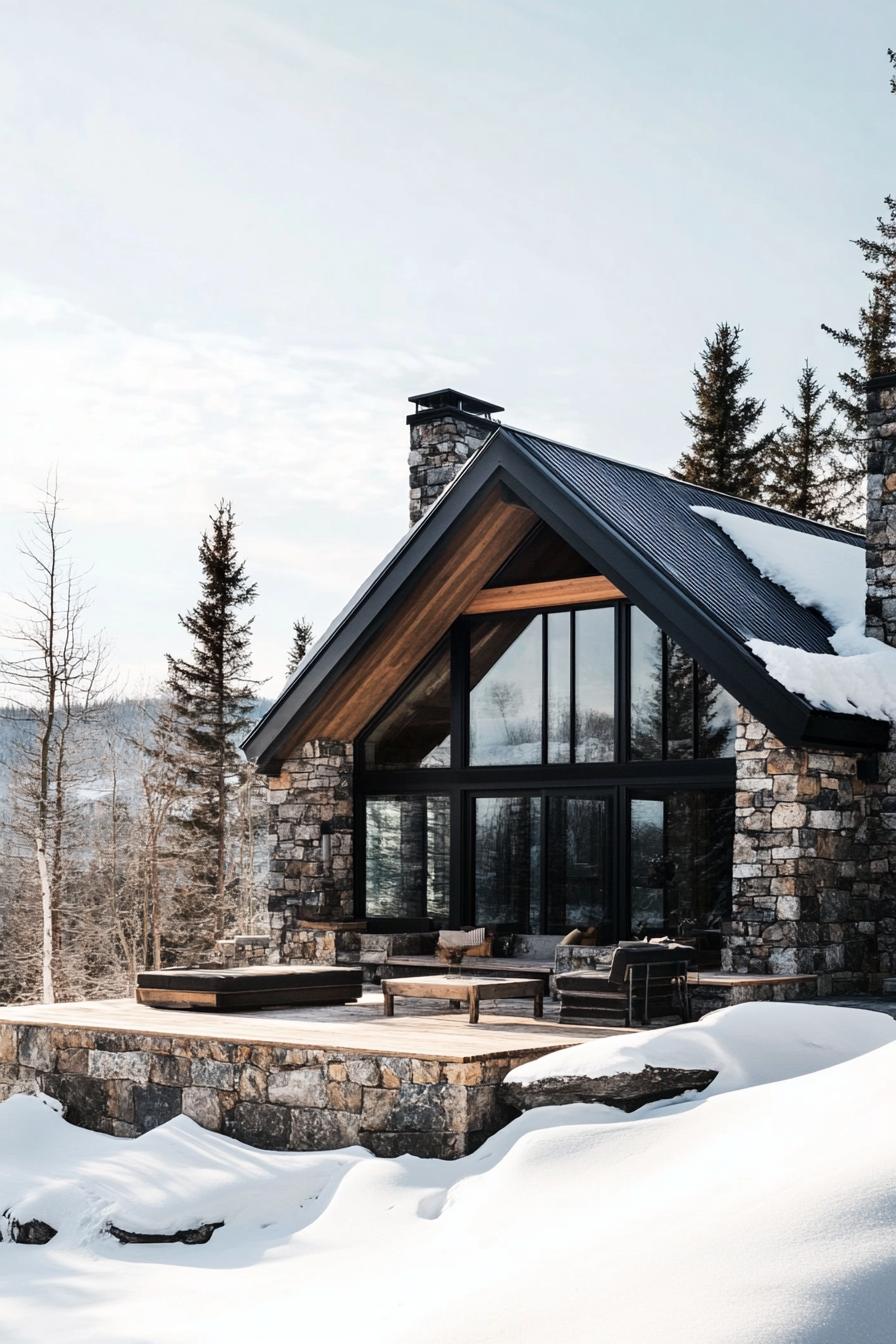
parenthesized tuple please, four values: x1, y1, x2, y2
(355, 600, 735, 937)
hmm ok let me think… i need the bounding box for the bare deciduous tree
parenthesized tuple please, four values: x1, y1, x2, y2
(0, 479, 108, 1002)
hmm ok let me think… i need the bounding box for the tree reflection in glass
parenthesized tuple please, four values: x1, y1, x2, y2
(469, 615, 542, 766)
(574, 607, 615, 762)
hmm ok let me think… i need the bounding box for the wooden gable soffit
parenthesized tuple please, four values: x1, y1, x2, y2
(465, 575, 625, 614)
(286, 489, 537, 746)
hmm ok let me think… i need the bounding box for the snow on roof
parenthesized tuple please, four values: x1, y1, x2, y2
(693, 505, 896, 722)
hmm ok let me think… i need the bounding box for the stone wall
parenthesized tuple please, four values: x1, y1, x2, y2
(727, 707, 874, 989)
(267, 739, 354, 929)
(0, 1021, 530, 1159)
(408, 413, 493, 526)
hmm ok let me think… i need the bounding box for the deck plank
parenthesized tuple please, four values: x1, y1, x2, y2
(0, 995, 626, 1062)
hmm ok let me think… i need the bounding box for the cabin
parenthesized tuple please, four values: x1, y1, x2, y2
(242, 378, 896, 1003)
(4, 378, 896, 1162)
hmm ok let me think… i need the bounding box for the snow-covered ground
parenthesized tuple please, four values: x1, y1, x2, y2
(2, 1002, 896, 1344)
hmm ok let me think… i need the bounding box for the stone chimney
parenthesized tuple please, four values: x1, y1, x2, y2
(866, 373, 896, 644)
(407, 389, 503, 527)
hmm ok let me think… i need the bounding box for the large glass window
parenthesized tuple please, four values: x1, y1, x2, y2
(359, 598, 735, 953)
(364, 640, 451, 769)
(473, 795, 541, 930)
(473, 791, 612, 936)
(629, 606, 663, 759)
(469, 616, 542, 766)
(629, 611, 735, 760)
(469, 606, 617, 766)
(545, 794, 611, 935)
(365, 795, 450, 921)
(574, 607, 615, 762)
(629, 791, 733, 955)
(697, 666, 738, 757)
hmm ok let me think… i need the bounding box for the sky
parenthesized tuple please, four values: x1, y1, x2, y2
(0, 0, 892, 695)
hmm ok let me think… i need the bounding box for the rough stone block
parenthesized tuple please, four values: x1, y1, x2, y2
(150, 1053, 192, 1088)
(183, 1087, 223, 1130)
(226, 1101, 291, 1151)
(771, 802, 807, 829)
(268, 1067, 327, 1108)
(134, 1083, 182, 1131)
(191, 1059, 235, 1091)
(19, 1027, 56, 1072)
(290, 1107, 361, 1151)
(88, 1050, 152, 1085)
(39, 1072, 107, 1129)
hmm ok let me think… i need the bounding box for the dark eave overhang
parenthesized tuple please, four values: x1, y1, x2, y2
(244, 429, 888, 770)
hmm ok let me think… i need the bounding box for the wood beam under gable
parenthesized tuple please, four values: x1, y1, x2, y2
(284, 488, 537, 747)
(465, 575, 625, 614)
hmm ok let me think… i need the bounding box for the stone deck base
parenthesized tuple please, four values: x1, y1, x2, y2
(0, 998, 614, 1159)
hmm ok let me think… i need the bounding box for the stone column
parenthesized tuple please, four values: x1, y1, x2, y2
(408, 391, 502, 526)
(267, 740, 354, 962)
(727, 708, 869, 989)
(865, 372, 896, 976)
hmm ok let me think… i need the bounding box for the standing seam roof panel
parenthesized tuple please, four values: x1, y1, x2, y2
(508, 430, 862, 657)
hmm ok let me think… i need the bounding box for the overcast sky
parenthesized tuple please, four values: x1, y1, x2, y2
(0, 0, 892, 694)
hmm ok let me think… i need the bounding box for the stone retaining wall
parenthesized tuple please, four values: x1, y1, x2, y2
(0, 1022, 529, 1159)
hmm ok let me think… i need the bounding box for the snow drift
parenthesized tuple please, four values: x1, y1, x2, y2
(504, 1000, 896, 1096)
(2, 1003, 896, 1344)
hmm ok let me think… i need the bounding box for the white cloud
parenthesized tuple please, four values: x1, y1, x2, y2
(0, 281, 476, 688)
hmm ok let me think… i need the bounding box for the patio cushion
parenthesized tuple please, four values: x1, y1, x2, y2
(554, 970, 613, 991)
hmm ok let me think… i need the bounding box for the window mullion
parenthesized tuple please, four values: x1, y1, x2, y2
(569, 609, 577, 763)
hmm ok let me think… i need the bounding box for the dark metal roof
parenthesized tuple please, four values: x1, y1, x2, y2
(244, 426, 885, 770)
(505, 428, 862, 656)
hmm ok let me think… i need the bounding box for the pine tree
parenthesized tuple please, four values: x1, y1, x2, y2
(286, 617, 313, 677)
(822, 48, 896, 426)
(821, 50, 896, 511)
(764, 362, 854, 525)
(161, 501, 257, 961)
(673, 323, 775, 501)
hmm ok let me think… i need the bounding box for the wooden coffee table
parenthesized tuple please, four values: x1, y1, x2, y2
(381, 975, 543, 1024)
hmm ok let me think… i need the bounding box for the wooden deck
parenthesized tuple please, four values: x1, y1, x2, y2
(0, 990, 626, 1063)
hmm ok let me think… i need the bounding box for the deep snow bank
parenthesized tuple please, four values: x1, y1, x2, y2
(2, 1003, 896, 1344)
(504, 1000, 896, 1096)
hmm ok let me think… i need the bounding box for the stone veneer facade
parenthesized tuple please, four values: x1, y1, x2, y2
(265, 740, 355, 956)
(727, 707, 873, 988)
(0, 1020, 530, 1159)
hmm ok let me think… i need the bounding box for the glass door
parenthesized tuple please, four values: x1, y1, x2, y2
(544, 792, 612, 935)
(470, 790, 613, 938)
(471, 794, 542, 932)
